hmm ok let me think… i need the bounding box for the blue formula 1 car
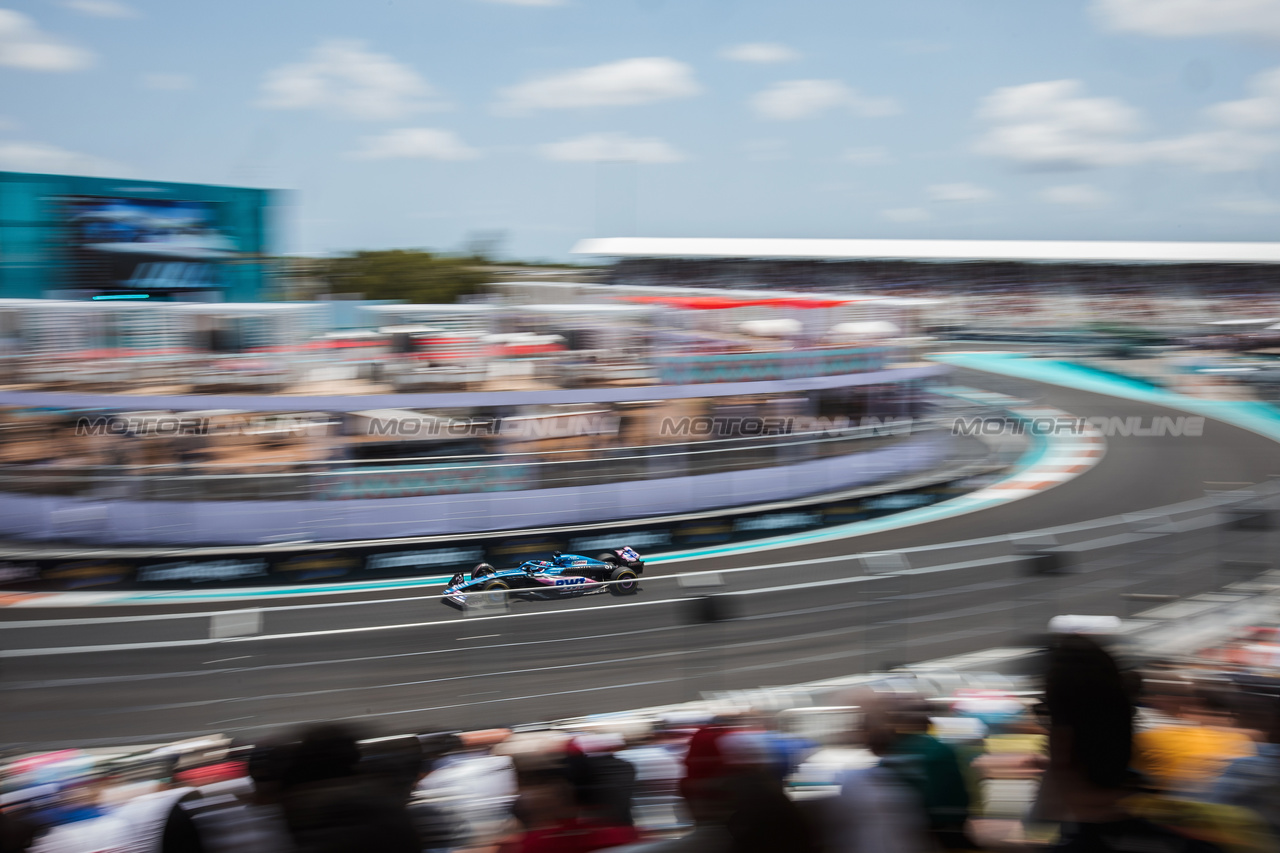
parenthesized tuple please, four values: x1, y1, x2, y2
(442, 547, 644, 609)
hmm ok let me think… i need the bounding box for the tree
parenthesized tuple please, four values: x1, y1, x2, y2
(321, 250, 488, 304)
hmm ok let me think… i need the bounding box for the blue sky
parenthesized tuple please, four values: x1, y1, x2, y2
(3, 0, 1280, 259)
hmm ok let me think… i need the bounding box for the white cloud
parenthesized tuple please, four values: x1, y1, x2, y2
(0, 140, 123, 176)
(843, 146, 892, 165)
(976, 76, 1280, 173)
(1153, 66, 1280, 170)
(496, 57, 700, 113)
(881, 207, 931, 223)
(751, 80, 899, 120)
(65, 0, 137, 18)
(1216, 196, 1280, 215)
(1041, 184, 1111, 206)
(1209, 68, 1280, 129)
(720, 43, 799, 63)
(142, 73, 192, 91)
(928, 182, 993, 203)
(259, 40, 441, 121)
(350, 128, 479, 161)
(0, 9, 92, 71)
(975, 80, 1141, 169)
(1146, 129, 1279, 171)
(541, 132, 686, 163)
(1091, 0, 1280, 39)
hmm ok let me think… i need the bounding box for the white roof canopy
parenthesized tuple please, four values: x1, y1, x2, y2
(366, 304, 496, 314)
(518, 303, 657, 315)
(572, 237, 1280, 265)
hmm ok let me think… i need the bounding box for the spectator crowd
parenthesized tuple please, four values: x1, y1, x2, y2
(3, 634, 1280, 853)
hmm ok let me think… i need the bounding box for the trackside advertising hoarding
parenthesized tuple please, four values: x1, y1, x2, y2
(0, 477, 980, 591)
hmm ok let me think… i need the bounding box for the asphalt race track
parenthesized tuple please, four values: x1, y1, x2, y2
(5, 367, 1280, 749)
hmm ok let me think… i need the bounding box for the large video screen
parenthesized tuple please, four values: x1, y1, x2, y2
(62, 196, 238, 293)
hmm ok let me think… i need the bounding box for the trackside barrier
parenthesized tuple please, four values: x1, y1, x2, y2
(0, 481, 1269, 636)
(0, 451, 1005, 584)
(2, 481, 1278, 644)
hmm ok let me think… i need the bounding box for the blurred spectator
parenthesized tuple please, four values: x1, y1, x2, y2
(1134, 677, 1256, 796)
(828, 692, 934, 853)
(1208, 679, 1280, 839)
(882, 693, 973, 848)
(181, 737, 295, 853)
(0, 809, 38, 853)
(498, 752, 639, 853)
(24, 754, 133, 853)
(605, 724, 816, 853)
(420, 730, 517, 847)
(278, 723, 420, 853)
(716, 729, 819, 853)
(615, 724, 685, 834)
(407, 733, 472, 852)
(566, 736, 638, 828)
(1040, 634, 1223, 853)
(112, 781, 201, 853)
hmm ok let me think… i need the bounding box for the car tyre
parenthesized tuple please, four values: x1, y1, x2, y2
(481, 579, 510, 606)
(608, 567, 639, 596)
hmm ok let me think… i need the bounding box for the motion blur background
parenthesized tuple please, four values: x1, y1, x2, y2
(5, 2, 1280, 853)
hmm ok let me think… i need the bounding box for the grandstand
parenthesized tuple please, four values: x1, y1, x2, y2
(573, 238, 1280, 329)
